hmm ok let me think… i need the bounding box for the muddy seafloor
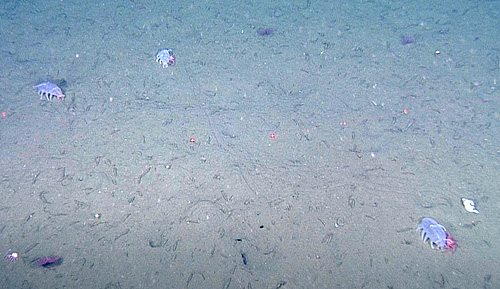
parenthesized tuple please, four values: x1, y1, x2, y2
(0, 0, 499, 288)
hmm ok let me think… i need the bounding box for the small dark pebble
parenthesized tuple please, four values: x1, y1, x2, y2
(401, 35, 416, 45)
(54, 79, 67, 88)
(257, 28, 274, 36)
(149, 240, 165, 248)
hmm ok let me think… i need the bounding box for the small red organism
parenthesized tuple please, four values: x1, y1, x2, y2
(167, 53, 176, 66)
(444, 231, 457, 253)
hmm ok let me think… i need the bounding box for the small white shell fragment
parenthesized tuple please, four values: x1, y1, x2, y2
(461, 198, 479, 214)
